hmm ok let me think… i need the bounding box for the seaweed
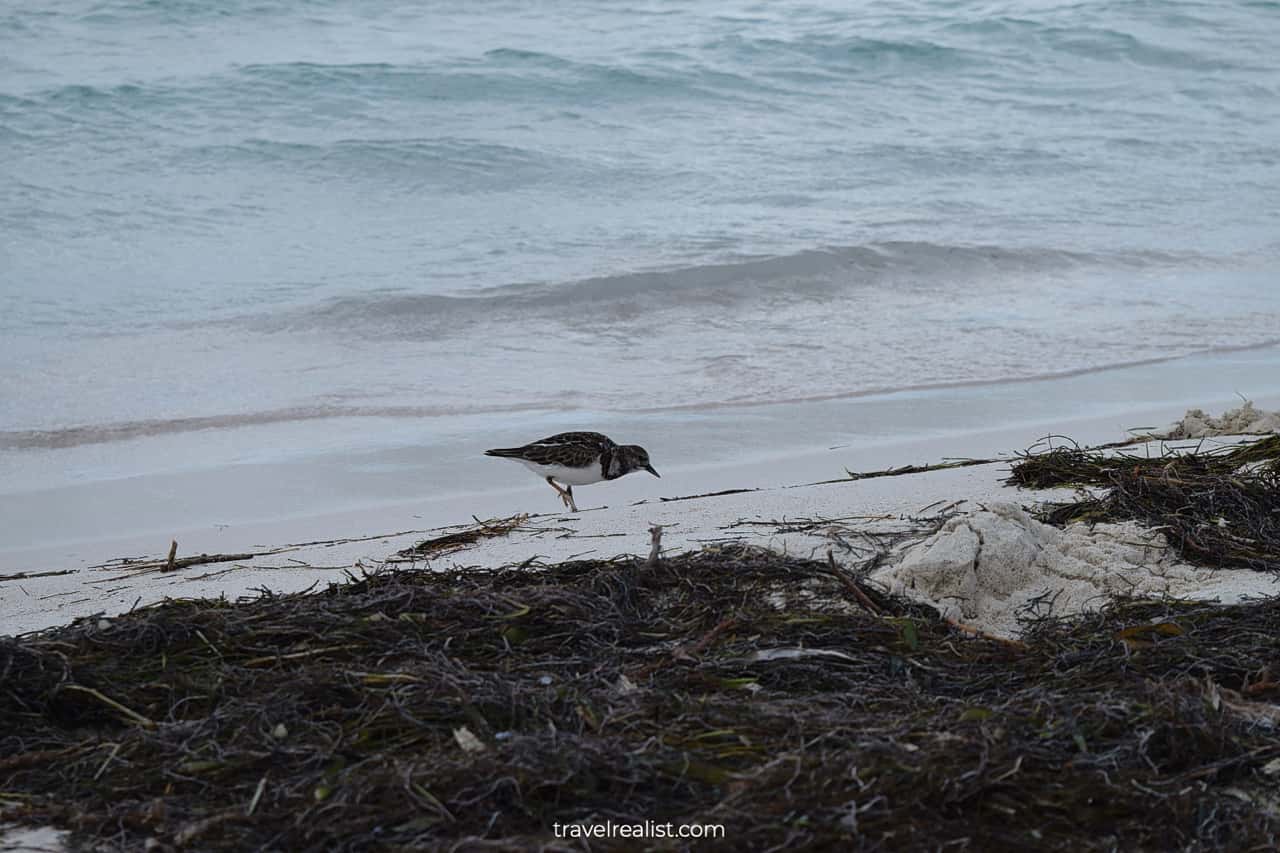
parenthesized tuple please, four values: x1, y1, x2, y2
(1007, 435, 1280, 571)
(389, 514, 529, 562)
(4, 545, 1280, 850)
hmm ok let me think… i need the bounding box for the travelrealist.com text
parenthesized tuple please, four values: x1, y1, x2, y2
(552, 821, 726, 840)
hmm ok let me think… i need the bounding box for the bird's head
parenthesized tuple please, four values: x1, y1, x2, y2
(617, 444, 660, 478)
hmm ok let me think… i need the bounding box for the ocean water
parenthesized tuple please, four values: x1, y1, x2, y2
(3, 1, 1280, 531)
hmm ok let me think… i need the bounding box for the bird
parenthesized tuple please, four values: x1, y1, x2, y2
(485, 431, 659, 513)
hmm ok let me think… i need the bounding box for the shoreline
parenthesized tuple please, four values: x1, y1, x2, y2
(2, 343, 1280, 565)
(11, 337, 1280, 454)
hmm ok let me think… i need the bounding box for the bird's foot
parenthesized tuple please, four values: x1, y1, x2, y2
(547, 478, 579, 513)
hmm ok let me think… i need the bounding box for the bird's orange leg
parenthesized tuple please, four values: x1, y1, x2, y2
(545, 477, 579, 512)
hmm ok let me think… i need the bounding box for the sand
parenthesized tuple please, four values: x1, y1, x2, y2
(0, 458, 1021, 636)
(4, 400, 1278, 639)
(874, 502, 1277, 638)
(0, 825, 66, 853)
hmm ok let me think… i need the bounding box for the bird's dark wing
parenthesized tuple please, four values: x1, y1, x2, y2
(485, 432, 615, 468)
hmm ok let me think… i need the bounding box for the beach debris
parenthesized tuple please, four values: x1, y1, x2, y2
(1158, 401, 1280, 439)
(824, 430, 1199, 492)
(647, 524, 664, 568)
(389, 514, 527, 562)
(246, 775, 268, 817)
(285, 530, 427, 548)
(92, 550, 272, 580)
(4, 546, 1280, 849)
(452, 727, 486, 753)
(838, 456, 998, 481)
(652, 487, 757, 503)
(1008, 434, 1280, 571)
(747, 647, 858, 663)
(825, 550, 882, 615)
(55, 684, 156, 730)
(0, 570, 75, 584)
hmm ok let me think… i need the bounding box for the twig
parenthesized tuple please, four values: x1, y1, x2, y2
(0, 744, 96, 772)
(91, 551, 265, 581)
(634, 616, 738, 680)
(681, 616, 737, 659)
(243, 644, 361, 668)
(799, 457, 1000, 487)
(163, 539, 178, 572)
(654, 488, 757, 503)
(60, 684, 157, 729)
(946, 619, 1027, 651)
(93, 742, 122, 781)
(247, 774, 268, 816)
(825, 551, 882, 615)
(0, 569, 77, 582)
(285, 529, 426, 548)
(647, 524, 664, 569)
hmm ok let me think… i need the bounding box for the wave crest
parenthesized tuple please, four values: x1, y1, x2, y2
(256, 242, 1180, 340)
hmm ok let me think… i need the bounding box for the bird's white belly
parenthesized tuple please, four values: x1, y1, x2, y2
(518, 459, 603, 486)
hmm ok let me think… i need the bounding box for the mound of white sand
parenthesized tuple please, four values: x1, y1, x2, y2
(872, 502, 1278, 638)
(1160, 401, 1280, 439)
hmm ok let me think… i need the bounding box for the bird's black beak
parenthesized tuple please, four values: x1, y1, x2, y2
(644, 465, 660, 478)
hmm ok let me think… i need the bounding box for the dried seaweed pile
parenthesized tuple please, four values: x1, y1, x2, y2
(5, 547, 1280, 851)
(1008, 435, 1280, 571)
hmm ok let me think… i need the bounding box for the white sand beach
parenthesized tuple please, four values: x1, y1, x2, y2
(5, 388, 1278, 640)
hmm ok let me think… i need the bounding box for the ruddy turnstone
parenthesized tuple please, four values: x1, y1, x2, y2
(485, 431, 659, 513)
